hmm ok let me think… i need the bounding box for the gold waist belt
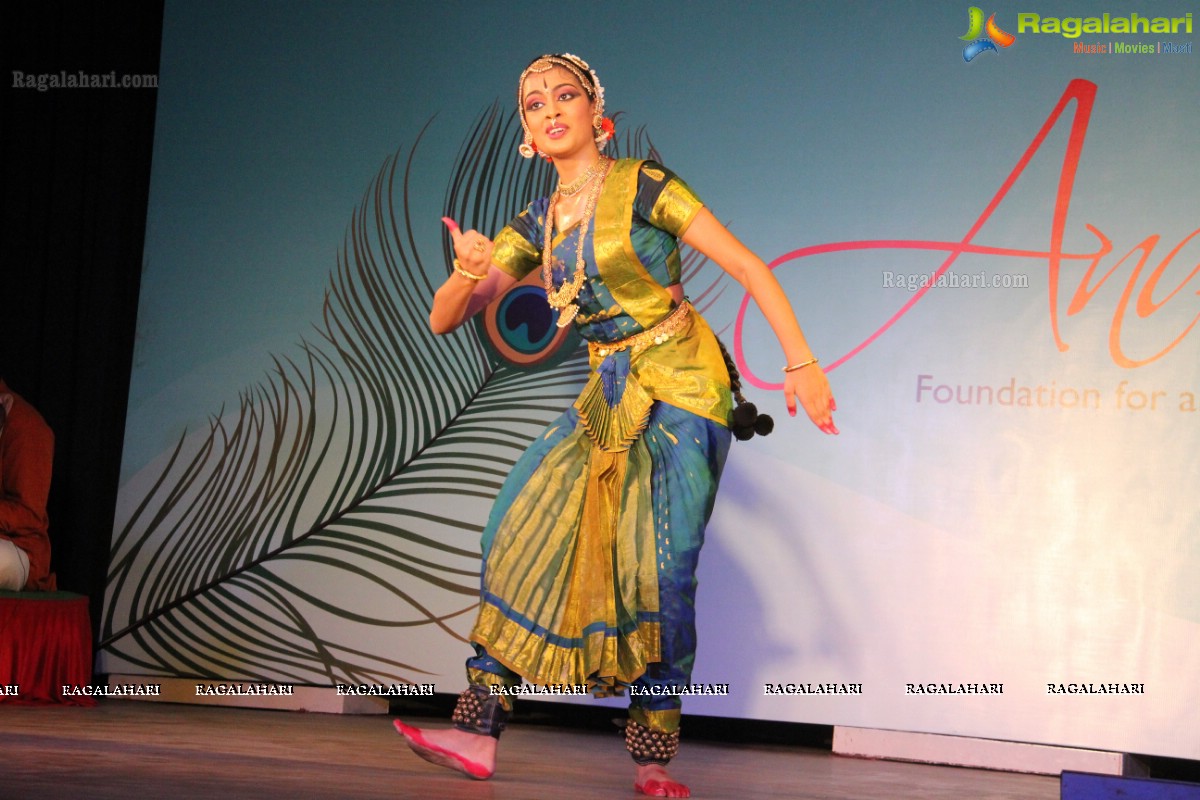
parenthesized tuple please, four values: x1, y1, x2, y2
(589, 302, 692, 359)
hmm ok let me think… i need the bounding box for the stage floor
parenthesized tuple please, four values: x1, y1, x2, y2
(2, 701, 1059, 799)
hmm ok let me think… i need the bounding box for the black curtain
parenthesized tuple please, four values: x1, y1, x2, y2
(1, 1, 164, 638)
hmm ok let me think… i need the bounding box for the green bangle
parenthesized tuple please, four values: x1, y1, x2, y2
(782, 358, 819, 373)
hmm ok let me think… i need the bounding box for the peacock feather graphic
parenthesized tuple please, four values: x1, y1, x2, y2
(100, 106, 729, 686)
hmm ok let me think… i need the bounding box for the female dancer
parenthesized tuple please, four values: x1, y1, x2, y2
(395, 53, 837, 798)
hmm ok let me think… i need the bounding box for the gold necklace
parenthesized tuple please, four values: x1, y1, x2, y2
(542, 157, 612, 328)
(557, 156, 605, 198)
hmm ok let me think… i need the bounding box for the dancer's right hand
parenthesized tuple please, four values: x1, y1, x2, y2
(443, 217, 494, 278)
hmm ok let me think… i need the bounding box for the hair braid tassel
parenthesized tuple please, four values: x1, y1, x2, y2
(718, 339, 774, 440)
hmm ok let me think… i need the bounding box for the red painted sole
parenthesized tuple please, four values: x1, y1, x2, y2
(635, 778, 691, 797)
(393, 720, 493, 780)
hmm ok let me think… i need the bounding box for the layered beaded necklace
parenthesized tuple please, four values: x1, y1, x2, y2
(542, 156, 612, 328)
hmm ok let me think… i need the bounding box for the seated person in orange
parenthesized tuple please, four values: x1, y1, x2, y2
(0, 379, 56, 591)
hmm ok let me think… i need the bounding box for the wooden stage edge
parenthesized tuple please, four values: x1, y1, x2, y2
(107, 674, 1146, 778)
(3, 700, 1064, 800)
(834, 725, 1147, 777)
(106, 673, 389, 714)
(105, 674, 1153, 778)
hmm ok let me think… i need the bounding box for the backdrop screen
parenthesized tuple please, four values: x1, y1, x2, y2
(103, 0, 1199, 760)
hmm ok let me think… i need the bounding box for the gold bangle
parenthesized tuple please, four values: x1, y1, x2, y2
(453, 258, 487, 281)
(782, 358, 819, 373)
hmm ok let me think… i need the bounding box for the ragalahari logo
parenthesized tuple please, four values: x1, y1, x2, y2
(960, 7, 1016, 61)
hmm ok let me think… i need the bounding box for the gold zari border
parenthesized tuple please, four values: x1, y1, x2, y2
(471, 604, 661, 695)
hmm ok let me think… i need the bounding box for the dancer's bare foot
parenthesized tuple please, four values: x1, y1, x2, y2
(393, 720, 497, 780)
(635, 763, 690, 797)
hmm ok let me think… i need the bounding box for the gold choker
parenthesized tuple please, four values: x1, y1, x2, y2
(557, 156, 606, 198)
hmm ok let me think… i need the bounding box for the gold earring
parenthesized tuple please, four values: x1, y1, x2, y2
(518, 130, 535, 159)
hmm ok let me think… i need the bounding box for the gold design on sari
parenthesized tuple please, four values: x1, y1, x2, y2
(470, 429, 662, 692)
(648, 176, 705, 238)
(592, 160, 676, 329)
(575, 369, 654, 453)
(491, 222, 542, 281)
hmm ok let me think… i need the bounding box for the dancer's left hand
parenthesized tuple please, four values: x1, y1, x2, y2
(786, 365, 838, 434)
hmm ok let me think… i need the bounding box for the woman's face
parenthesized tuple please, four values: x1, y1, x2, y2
(521, 65, 597, 160)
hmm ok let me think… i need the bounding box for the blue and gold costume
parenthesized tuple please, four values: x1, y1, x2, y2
(468, 159, 732, 734)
